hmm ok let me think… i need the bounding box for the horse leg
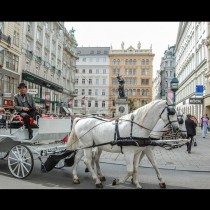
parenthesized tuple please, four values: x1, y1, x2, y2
(112, 151, 134, 186)
(145, 147, 166, 188)
(83, 148, 103, 188)
(72, 149, 84, 184)
(94, 148, 106, 181)
(132, 151, 142, 189)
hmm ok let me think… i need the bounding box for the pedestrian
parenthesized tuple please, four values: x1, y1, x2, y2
(14, 82, 37, 139)
(185, 114, 197, 153)
(200, 114, 209, 138)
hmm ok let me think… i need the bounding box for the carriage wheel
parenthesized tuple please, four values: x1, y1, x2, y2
(0, 152, 8, 159)
(8, 145, 34, 179)
(54, 159, 65, 169)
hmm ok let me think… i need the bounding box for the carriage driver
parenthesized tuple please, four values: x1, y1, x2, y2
(14, 82, 37, 139)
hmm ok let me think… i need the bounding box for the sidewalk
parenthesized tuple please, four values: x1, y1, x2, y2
(100, 128, 210, 172)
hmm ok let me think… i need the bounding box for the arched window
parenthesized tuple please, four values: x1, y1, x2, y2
(129, 59, 132, 65)
(117, 59, 120, 65)
(141, 59, 145, 65)
(133, 59, 136, 65)
(146, 59, 149, 65)
(113, 59, 116, 65)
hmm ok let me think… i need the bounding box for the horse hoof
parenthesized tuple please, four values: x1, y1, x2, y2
(131, 178, 133, 184)
(96, 183, 103, 188)
(85, 168, 89, 173)
(112, 179, 117, 185)
(73, 179, 80, 184)
(99, 176, 106, 181)
(159, 182, 166, 188)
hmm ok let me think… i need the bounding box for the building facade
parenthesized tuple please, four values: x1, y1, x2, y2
(109, 42, 154, 116)
(159, 45, 176, 101)
(20, 22, 77, 114)
(152, 70, 161, 100)
(175, 22, 207, 120)
(0, 22, 23, 109)
(74, 47, 110, 115)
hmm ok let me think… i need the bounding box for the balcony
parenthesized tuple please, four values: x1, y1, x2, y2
(35, 56, 42, 64)
(69, 91, 77, 97)
(0, 50, 4, 67)
(0, 30, 11, 46)
(26, 50, 33, 59)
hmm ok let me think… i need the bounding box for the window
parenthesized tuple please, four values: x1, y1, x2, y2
(82, 69, 85, 73)
(141, 59, 145, 65)
(90, 50, 94, 54)
(97, 50, 101, 54)
(102, 79, 106, 85)
(102, 89, 105, 96)
(103, 69, 106, 74)
(95, 89, 98, 95)
(36, 45, 41, 57)
(103, 57, 106, 62)
(95, 101, 98, 107)
(82, 79, 85, 84)
(74, 89, 78, 95)
(89, 69, 92, 74)
(45, 35, 49, 48)
(102, 101, 105, 108)
(75, 79, 78, 84)
(27, 22, 32, 33)
(88, 101, 91, 107)
(96, 69, 99, 74)
(74, 100, 78, 107)
(89, 79, 92, 85)
(82, 89, 85, 95)
(88, 89, 92, 95)
(36, 29, 41, 41)
(96, 78, 99, 85)
(26, 40, 31, 50)
(13, 31, 19, 47)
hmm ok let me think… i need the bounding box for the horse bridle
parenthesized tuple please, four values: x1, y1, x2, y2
(159, 103, 178, 128)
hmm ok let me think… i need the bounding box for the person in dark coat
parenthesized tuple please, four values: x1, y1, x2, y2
(14, 82, 37, 139)
(185, 114, 197, 153)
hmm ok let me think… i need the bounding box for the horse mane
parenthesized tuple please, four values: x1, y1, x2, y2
(120, 99, 163, 122)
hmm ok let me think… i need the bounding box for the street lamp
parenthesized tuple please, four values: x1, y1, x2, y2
(170, 73, 179, 104)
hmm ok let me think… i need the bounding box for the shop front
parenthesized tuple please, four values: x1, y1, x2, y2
(22, 71, 63, 114)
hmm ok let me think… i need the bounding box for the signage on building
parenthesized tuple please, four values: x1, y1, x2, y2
(195, 85, 204, 96)
(27, 89, 38, 95)
(3, 99, 14, 107)
(3, 93, 12, 97)
(189, 98, 203, 104)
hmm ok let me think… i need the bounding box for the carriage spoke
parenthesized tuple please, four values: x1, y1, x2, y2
(20, 164, 25, 177)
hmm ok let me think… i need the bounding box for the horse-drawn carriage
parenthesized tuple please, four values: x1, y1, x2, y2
(0, 112, 71, 179)
(0, 99, 189, 189)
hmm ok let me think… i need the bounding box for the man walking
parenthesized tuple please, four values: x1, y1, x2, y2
(185, 114, 197, 153)
(14, 82, 37, 139)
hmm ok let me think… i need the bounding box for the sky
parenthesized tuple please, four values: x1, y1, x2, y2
(65, 22, 180, 78)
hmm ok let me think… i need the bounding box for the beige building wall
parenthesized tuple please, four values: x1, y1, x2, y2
(109, 43, 154, 116)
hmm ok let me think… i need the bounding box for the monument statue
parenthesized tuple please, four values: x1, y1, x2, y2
(137, 41, 141, 50)
(117, 74, 125, 98)
(121, 41, 124, 50)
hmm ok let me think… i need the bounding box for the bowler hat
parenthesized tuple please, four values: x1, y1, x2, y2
(18, 82, 27, 89)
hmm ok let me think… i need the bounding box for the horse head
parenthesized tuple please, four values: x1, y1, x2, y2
(149, 99, 180, 138)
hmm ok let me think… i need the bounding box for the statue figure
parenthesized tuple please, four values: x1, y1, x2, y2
(137, 41, 141, 50)
(117, 74, 125, 98)
(121, 41, 124, 50)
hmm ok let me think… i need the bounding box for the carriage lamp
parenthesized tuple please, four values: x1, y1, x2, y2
(170, 73, 179, 104)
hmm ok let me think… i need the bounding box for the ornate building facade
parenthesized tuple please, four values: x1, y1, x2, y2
(109, 42, 154, 116)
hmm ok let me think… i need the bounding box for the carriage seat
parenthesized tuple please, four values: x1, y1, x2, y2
(10, 115, 39, 129)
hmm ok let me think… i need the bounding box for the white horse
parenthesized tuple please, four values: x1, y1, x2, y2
(66, 99, 180, 188)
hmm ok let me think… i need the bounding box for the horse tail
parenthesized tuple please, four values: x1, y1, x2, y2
(66, 117, 80, 150)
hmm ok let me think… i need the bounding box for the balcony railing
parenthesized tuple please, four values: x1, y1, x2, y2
(0, 30, 11, 46)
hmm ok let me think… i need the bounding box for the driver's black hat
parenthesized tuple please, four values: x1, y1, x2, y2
(18, 82, 27, 89)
